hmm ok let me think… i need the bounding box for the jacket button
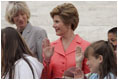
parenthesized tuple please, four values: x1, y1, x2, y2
(62, 70, 64, 72)
(62, 62, 64, 64)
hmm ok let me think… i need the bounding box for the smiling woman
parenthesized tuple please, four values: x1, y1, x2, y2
(12, 11, 28, 33)
(52, 15, 72, 36)
(5, 1, 47, 62)
(41, 3, 90, 79)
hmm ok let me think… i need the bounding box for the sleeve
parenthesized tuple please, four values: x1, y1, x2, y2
(14, 60, 34, 79)
(41, 51, 53, 79)
(82, 41, 90, 74)
(36, 29, 47, 63)
(82, 58, 90, 74)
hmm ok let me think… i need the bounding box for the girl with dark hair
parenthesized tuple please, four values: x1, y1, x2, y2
(1, 27, 43, 79)
(74, 40, 117, 79)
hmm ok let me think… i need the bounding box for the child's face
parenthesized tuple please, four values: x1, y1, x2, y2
(86, 49, 101, 74)
(108, 33, 117, 49)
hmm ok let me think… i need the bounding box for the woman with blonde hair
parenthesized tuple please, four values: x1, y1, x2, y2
(42, 3, 90, 79)
(5, 1, 47, 62)
(1, 27, 43, 79)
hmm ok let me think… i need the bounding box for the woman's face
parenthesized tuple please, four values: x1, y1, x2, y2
(13, 11, 28, 31)
(86, 49, 101, 74)
(53, 15, 70, 36)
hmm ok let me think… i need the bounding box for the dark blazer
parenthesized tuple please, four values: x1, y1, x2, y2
(22, 22, 47, 62)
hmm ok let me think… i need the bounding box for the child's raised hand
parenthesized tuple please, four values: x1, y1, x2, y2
(75, 46, 84, 68)
(42, 38, 54, 63)
(74, 68, 84, 79)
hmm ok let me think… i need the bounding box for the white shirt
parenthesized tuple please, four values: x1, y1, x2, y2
(5, 54, 44, 79)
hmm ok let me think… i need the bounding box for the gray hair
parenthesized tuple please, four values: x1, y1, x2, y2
(5, 1, 30, 24)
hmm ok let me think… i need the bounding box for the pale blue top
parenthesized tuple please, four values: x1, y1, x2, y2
(89, 72, 116, 79)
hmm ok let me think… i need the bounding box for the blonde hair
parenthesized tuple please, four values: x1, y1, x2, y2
(50, 3, 79, 31)
(5, 1, 30, 24)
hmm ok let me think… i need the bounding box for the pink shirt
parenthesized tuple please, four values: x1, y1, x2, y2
(42, 34, 90, 79)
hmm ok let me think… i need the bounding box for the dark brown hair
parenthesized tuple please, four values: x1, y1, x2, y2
(84, 40, 117, 79)
(108, 27, 117, 35)
(1, 27, 35, 78)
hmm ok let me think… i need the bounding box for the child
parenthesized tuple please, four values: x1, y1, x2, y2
(74, 40, 117, 79)
(108, 27, 117, 54)
(1, 27, 44, 79)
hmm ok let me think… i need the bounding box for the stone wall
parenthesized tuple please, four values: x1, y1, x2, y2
(1, 1, 117, 42)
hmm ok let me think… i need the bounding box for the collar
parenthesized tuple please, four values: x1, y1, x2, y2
(52, 34, 83, 56)
(53, 34, 82, 45)
(75, 34, 82, 44)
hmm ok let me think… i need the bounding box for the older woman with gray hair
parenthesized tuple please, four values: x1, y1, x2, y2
(5, 1, 47, 63)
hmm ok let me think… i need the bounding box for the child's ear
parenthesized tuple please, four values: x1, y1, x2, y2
(98, 55, 103, 63)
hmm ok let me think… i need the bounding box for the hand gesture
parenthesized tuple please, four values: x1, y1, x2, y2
(74, 68, 84, 79)
(42, 38, 54, 62)
(75, 46, 84, 68)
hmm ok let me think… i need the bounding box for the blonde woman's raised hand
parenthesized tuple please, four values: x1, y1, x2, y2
(42, 38, 54, 63)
